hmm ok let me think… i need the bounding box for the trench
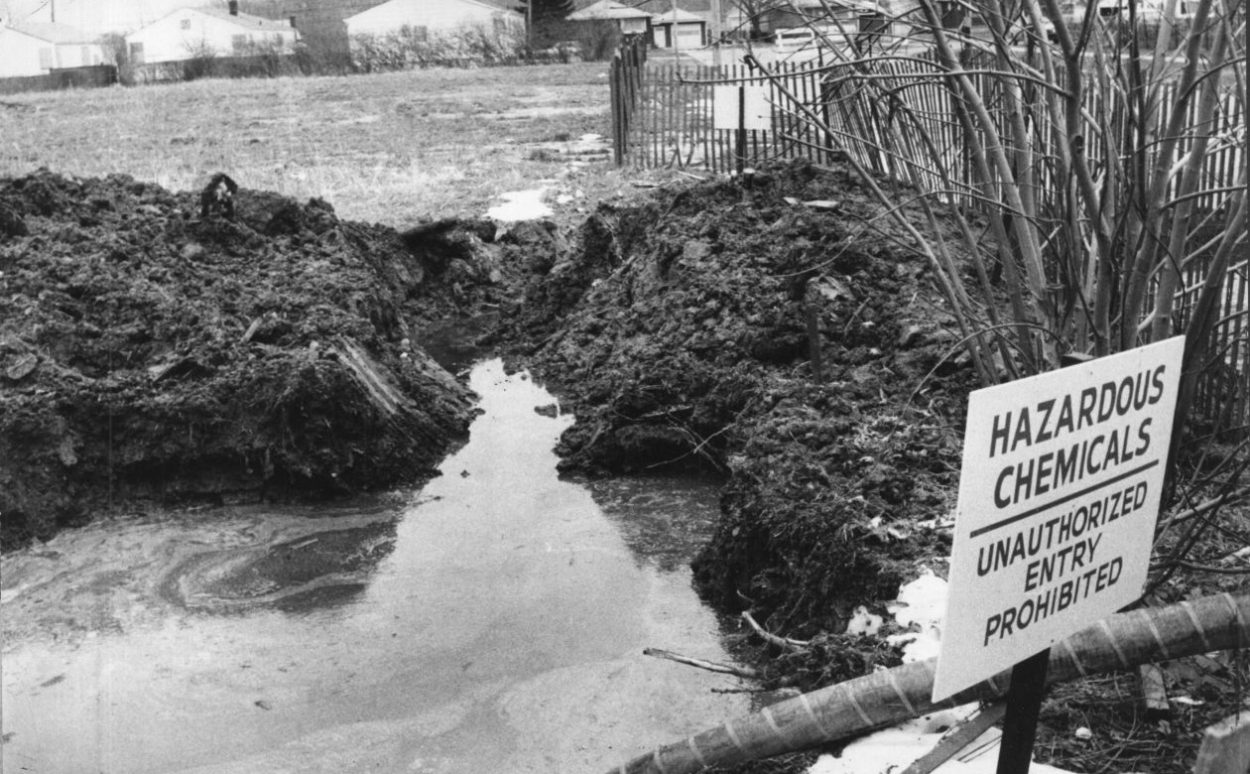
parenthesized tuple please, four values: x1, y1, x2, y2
(0, 358, 749, 773)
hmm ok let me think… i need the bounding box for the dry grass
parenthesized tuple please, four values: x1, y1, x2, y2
(0, 63, 658, 229)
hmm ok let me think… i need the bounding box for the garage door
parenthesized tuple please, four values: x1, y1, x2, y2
(676, 25, 703, 47)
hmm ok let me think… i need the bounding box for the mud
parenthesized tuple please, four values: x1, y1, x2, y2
(501, 161, 982, 634)
(0, 170, 532, 548)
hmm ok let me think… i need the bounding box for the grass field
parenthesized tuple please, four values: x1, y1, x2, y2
(0, 63, 645, 229)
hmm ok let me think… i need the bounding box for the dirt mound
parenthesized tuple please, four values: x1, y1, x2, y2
(0, 170, 518, 548)
(503, 161, 982, 632)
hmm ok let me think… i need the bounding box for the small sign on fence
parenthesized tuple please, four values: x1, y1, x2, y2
(712, 84, 770, 131)
(933, 336, 1185, 702)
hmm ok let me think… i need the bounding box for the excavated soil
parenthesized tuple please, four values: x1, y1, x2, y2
(4, 162, 1242, 774)
(0, 170, 531, 547)
(497, 160, 1249, 774)
(500, 160, 983, 634)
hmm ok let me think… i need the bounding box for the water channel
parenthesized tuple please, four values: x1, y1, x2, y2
(1, 358, 749, 773)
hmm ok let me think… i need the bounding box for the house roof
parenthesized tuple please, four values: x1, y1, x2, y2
(345, 0, 523, 22)
(634, 0, 711, 14)
(130, 5, 296, 34)
(650, 6, 704, 23)
(567, 0, 652, 21)
(475, 0, 526, 10)
(6, 20, 95, 43)
(193, 6, 297, 31)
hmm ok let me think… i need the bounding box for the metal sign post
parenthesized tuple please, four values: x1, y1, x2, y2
(996, 649, 1050, 773)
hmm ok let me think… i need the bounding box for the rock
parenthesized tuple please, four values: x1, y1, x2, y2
(4, 353, 37, 381)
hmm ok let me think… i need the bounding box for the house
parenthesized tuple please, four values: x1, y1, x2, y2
(0, 0, 227, 39)
(0, 19, 106, 77)
(124, 1, 298, 65)
(566, 0, 653, 37)
(763, 0, 879, 32)
(647, 6, 706, 48)
(342, 0, 524, 41)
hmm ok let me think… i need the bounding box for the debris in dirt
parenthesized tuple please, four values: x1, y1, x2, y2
(0, 170, 526, 549)
(4, 353, 38, 381)
(199, 172, 238, 219)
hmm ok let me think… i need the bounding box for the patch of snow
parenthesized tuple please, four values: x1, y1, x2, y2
(887, 568, 949, 662)
(487, 189, 553, 222)
(806, 570, 1077, 774)
(845, 606, 883, 636)
(807, 706, 1076, 774)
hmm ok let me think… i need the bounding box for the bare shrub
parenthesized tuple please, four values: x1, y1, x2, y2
(760, 0, 1247, 584)
(181, 40, 219, 81)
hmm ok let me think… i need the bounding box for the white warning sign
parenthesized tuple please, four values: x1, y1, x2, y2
(712, 84, 770, 131)
(932, 337, 1185, 701)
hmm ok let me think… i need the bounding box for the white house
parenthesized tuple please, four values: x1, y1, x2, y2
(343, 0, 525, 40)
(124, 1, 298, 65)
(566, 0, 653, 36)
(0, 20, 105, 77)
(1, 0, 224, 39)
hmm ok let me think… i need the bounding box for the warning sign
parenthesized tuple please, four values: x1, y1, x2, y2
(712, 84, 771, 131)
(932, 337, 1185, 701)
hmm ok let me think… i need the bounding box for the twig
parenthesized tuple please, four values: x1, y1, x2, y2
(742, 611, 810, 652)
(1154, 488, 1250, 533)
(1173, 560, 1250, 575)
(642, 648, 759, 679)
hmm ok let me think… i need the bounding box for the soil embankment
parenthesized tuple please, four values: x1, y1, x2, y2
(0, 170, 526, 547)
(502, 161, 981, 635)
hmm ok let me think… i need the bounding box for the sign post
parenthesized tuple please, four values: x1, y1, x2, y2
(933, 337, 1186, 770)
(713, 82, 770, 175)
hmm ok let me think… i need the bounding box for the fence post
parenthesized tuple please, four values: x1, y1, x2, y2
(611, 51, 623, 165)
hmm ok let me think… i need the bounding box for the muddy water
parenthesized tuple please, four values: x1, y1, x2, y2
(1, 359, 748, 773)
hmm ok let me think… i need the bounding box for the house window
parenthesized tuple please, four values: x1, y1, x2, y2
(180, 18, 191, 30)
(400, 24, 428, 41)
(232, 34, 248, 53)
(38, 47, 53, 69)
(129, 41, 144, 64)
(493, 16, 507, 32)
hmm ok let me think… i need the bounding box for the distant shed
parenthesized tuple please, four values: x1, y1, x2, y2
(566, 0, 653, 36)
(648, 6, 706, 49)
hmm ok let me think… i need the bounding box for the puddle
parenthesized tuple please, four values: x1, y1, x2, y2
(1, 359, 747, 773)
(486, 189, 552, 221)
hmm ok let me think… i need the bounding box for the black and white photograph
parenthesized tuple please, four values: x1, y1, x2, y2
(1, 0, 1246, 772)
